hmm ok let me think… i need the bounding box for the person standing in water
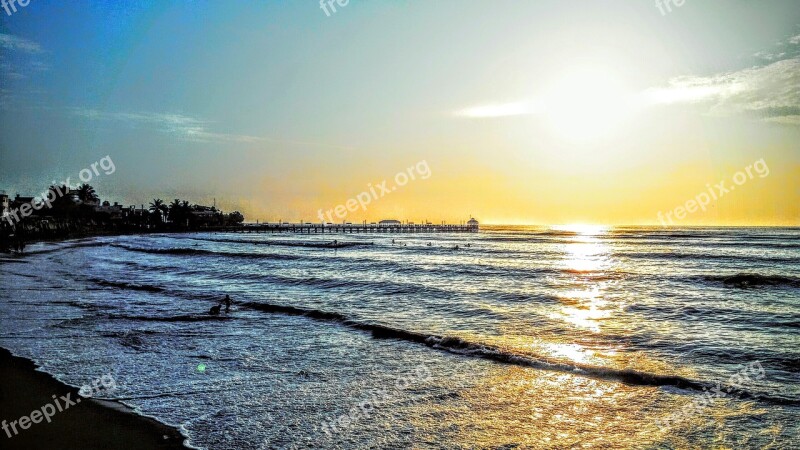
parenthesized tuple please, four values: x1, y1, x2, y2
(223, 295, 232, 312)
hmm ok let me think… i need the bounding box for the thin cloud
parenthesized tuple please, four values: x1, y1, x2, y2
(0, 33, 43, 53)
(72, 108, 354, 149)
(454, 101, 542, 118)
(753, 33, 800, 62)
(645, 30, 800, 125)
(646, 34, 800, 126)
(0, 34, 48, 81)
(645, 58, 800, 124)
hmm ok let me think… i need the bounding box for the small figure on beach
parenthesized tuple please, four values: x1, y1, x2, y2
(209, 304, 221, 315)
(223, 295, 232, 312)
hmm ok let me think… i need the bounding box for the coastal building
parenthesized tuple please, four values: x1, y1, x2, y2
(12, 194, 35, 209)
(379, 219, 401, 226)
(11, 195, 38, 215)
(94, 201, 125, 220)
(128, 206, 150, 220)
(467, 217, 479, 231)
(0, 192, 8, 217)
(189, 205, 222, 226)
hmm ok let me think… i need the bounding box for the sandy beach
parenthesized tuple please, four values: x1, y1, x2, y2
(0, 347, 186, 449)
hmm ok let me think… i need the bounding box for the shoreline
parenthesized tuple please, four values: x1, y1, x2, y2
(0, 347, 188, 449)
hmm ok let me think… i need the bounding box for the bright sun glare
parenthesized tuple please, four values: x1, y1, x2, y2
(542, 67, 636, 142)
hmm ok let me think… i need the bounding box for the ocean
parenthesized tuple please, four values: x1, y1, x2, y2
(1, 226, 798, 449)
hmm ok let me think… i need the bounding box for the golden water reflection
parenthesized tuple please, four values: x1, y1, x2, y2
(404, 366, 774, 448)
(555, 225, 617, 335)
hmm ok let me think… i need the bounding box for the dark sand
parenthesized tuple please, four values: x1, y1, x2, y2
(0, 347, 187, 449)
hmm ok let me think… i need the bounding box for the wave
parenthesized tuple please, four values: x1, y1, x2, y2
(113, 242, 624, 287)
(626, 303, 800, 330)
(111, 244, 301, 260)
(0, 257, 28, 264)
(615, 251, 797, 264)
(23, 240, 109, 256)
(109, 314, 232, 323)
(88, 278, 164, 293)
(239, 301, 797, 405)
(702, 273, 800, 288)
(180, 236, 373, 249)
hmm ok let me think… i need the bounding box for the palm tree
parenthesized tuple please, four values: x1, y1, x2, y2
(149, 199, 164, 214)
(76, 184, 99, 204)
(168, 199, 182, 223)
(149, 199, 167, 224)
(180, 200, 192, 227)
(46, 184, 76, 215)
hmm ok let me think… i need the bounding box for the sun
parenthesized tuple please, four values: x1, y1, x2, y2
(541, 66, 636, 142)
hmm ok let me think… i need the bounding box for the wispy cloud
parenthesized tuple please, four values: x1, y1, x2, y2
(0, 34, 47, 82)
(453, 101, 542, 118)
(646, 34, 800, 125)
(752, 33, 800, 62)
(0, 34, 43, 53)
(72, 108, 354, 149)
(645, 58, 800, 124)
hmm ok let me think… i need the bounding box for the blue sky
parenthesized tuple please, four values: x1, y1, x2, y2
(1, 0, 799, 224)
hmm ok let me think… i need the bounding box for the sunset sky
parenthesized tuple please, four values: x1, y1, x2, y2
(1, 0, 798, 225)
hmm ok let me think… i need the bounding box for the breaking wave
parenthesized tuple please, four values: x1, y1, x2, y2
(239, 301, 797, 405)
(702, 273, 800, 288)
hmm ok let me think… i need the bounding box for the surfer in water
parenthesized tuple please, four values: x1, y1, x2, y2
(223, 295, 232, 312)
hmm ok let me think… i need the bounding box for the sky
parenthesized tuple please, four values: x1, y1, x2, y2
(1, 0, 799, 225)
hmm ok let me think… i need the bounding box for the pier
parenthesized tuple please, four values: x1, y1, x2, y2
(220, 223, 479, 234)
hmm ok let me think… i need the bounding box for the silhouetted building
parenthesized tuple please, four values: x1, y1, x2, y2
(0, 192, 8, 217)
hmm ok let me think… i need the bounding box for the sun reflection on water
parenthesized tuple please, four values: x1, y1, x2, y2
(552, 225, 618, 336)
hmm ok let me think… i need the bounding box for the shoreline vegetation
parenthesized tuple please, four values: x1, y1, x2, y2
(1, 183, 245, 253)
(0, 347, 187, 449)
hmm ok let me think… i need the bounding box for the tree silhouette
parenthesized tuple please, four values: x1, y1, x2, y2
(228, 211, 244, 224)
(76, 184, 99, 203)
(168, 199, 182, 223)
(149, 199, 167, 223)
(47, 184, 76, 215)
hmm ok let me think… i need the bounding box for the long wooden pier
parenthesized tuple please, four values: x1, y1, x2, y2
(219, 223, 479, 234)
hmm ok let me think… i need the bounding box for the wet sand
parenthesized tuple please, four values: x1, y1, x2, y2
(0, 347, 187, 449)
